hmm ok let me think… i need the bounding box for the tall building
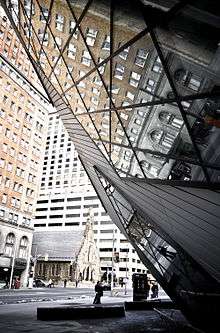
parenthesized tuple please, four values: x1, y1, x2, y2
(2, 0, 220, 330)
(34, 113, 148, 286)
(0, 10, 50, 286)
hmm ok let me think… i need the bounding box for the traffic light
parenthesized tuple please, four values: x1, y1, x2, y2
(114, 252, 119, 263)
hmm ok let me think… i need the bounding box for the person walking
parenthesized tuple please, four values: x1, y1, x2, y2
(48, 278, 52, 288)
(64, 279, 67, 288)
(93, 281, 103, 304)
(151, 282, 159, 298)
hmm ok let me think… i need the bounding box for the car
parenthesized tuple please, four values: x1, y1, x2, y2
(102, 282, 111, 291)
(0, 280, 7, 289)
(33, 279, 54, 288)
(33, 279, 46, 288)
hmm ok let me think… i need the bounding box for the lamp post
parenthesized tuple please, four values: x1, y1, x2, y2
(124, 244, 129, 295)
(111, 229, 116, 296)
(9, 222, 21, 289)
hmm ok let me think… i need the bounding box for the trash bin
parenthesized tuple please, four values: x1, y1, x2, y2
(132, 273, 149, 301)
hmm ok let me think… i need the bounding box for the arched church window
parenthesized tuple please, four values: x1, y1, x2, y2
(150, 129, 163, 143)
(150, 129, 177, 149)
(159, 111, 170, 123)
(174, 68, 187, 83)
(19, 236, 28, 258)
(4, 233, 15, 257)
(174, 68, 201, 91)
(159, 111, 183, 129)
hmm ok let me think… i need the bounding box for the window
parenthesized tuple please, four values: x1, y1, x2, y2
(38, 28, 49, 45)
(5, 128, 10, 138)
(54, 36, 62, 49)
(126, 91, 135, 101)
(0, 108, 5, 118)
(135, 49, 148, 67)
(2, 193, 7, 204)
(67, 43, 76, 59)
(7, 162, 13, 172)
(81, 50, 91, 66)
(0, 158, 5, 168)
(98, 57, 106, 74)
(93, 76, 102, 86)
(2, 143, 7, 153)
(150, 129, 177, 149)
(174, 68, 202, 91)
(19, 236, 28, 259)
(152, 56, 162, 73)
(10, 147, 15, 157)
(188, 76, 201, 91)
(66, 65, 73, 79)
(4, 233, 15, 257)
(146, 78, 155, 92)
(134, 118, 142, 125)
(159, 111, 183, 129)
(69, 20, 78, 38)
(129, 71, 141, 87)
(119, 45, 130, 60)
(40, 7, 48, 22)
(91, 96, 99, 105)
(102, 35, 110, 51)
(86, 28, 98, 46)
(5, 177, 10, 187)
(114, 63, 125, 80)
(55, 14, 64, 31)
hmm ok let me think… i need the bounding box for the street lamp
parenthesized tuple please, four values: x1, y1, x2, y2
(111, 229, 116, 296)
(9, 223, 21, 289)
(124, 244, 129, 295)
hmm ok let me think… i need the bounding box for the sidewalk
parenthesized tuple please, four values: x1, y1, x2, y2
(0, 297, 192, 333)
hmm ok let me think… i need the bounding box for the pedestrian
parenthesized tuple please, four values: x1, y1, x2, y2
(146, 280, 150, 298)
(48, 278, 52, 288)
(75, 279, 78, 288)
(14, 277, 20, 289)
(151, 282, 159, 298)
(64, 279, 67, 288)
(93, 281, 103, 304)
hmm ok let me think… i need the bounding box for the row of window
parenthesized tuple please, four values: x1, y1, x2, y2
(3, 233, 29, 259)
(0, 60, 48, 108)
(1, 189, 34, 205)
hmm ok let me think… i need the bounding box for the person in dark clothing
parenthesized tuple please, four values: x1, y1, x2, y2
(151, 282, 159, 298)
(93, 281, 103, 304)
(64, 279, 67, 288)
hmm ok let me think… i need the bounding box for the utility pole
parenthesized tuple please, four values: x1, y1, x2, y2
(111, 229, 115, 296)
(124, 244, 128, 295)
(9, 222, 21, 289)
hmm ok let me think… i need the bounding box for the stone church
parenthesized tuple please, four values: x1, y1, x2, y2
(32, 216, 100, 285)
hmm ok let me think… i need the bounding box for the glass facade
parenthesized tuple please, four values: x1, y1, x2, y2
(1, 0, 220, 330)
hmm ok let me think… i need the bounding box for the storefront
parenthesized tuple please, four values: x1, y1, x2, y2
(0, 257, 11, 284)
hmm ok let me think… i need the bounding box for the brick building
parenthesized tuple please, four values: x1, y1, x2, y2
(0, 10, 50, 287)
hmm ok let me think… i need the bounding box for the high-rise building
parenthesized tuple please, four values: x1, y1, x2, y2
(34, 113, 148, 286)
(2, 0, 220, 330)
(0, 10, 50, 286)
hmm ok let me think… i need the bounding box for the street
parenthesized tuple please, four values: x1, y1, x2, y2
(0, 288, 188, 333)
(0, 287, 98, 305)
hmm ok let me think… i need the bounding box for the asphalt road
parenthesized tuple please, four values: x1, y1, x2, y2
(0, 287, 99, 304)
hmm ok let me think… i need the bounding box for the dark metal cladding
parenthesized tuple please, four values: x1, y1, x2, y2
(1, 0, 220, 331)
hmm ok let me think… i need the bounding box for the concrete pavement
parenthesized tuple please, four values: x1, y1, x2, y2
(0, 299, 191, 333)
(0, 287, 195, 333)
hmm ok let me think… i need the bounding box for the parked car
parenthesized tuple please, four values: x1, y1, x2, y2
(33, 279, 54, 288)
(33, 279, 46, 288)
(102, 282, 111, 291)
(0, 280, 7, 289)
